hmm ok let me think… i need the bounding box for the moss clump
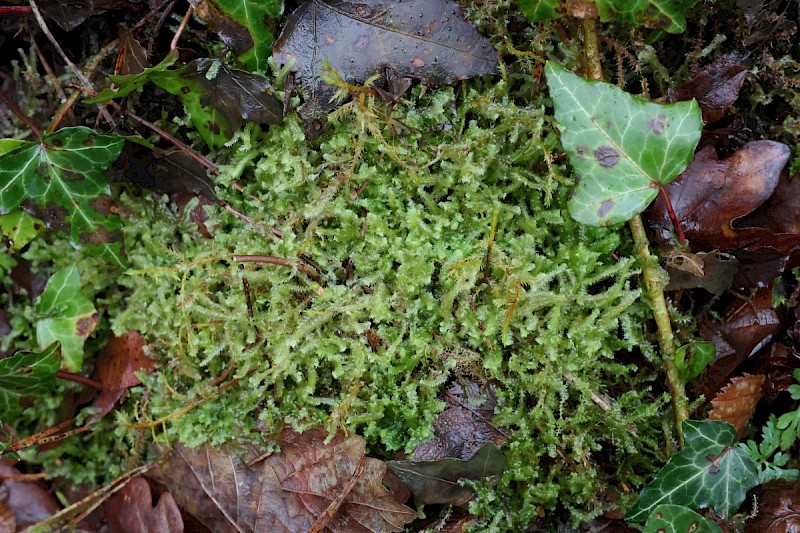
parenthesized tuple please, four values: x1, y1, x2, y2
(97, 75, 669, 528)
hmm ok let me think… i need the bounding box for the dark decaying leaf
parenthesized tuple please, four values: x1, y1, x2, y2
(148, 428, 415, 533)
(387, 442, 504, 506)
(745, 479, 800, 532)
(664, 248, 738, 294)
(93, 332, 156, 418)
(103, 477, 183, 533)
(38, 0, 106, 32)
(273, 0, 498, 117)
(109, 141, 218, 201)
(696, 286, 780, 401)
(0, 460, 59, 528)
(747, 173, 800, 236)
(647, 141, 790, 250)
(676, 54, 748, 124)
(118, 26, 149, 76)
(707, 374, 765, 438)
(412, 381, 506, 462)
(736, 0, 798, 46)
(753, 343, 800, 402)
(147, 58, 284, 148)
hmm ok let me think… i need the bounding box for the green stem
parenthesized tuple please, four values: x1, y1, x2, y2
(579, 18, 688, 446)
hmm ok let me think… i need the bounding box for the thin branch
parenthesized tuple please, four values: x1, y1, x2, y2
(28, 0, 115, 125)
(0, 86, 42, 140)
(170, 4, 194, 51)
(55, 371, 103, 390)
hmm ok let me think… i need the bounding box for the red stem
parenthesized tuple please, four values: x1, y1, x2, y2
(0, 6, 32, 13)
(658, 185, 686, 245)
(56, 371, 103, 390)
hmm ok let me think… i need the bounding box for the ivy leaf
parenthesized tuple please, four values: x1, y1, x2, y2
(675, 340, 715, 384)
(545, 62, 702, 226)
(0, 126, 125, 266)
(34, 265, 98, 372)
(643, 504, 723, 533)
(0, 343, 59, 420)
(518, 0, 697, 33)
(626, 420, 759, 522)
(0, 210, 44, 253)
(194, 0, 283, 72)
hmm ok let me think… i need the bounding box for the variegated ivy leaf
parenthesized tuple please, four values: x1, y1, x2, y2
(35, 265, 98, 372)
(0, 343, 59, 421)
(0, 126, 125, 266)
(545, 62, 702, 226)
(626, 420, 759, 523)
(643, 504, 723, 533)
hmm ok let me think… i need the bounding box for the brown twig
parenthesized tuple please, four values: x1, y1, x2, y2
(28, 0, 114, 126)
(0, 418, 94, 457)
(31, 38, 77, 127)
(56, 371, 103, 390)
(170, 4, 194, 51)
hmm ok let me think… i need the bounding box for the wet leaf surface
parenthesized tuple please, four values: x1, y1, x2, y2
(412, 382, 506, 462)
(707, 374, 765, 437)
(0, 210, 44, 253)
(626, 420, 759, 522)
(273, 0, 498, 117)
(675, 340, 716, 384)
(0, 127, 125, 266)
(149, 428, 415, 532)
(93, 332, 156, 418)
(109, 141, 218, 201)
(103, 477, 183, 533)
(647, 141, 791, 250)
(34, 265, 98, 372)
(0, 344, 59, 420)
(0, 460, 59, 527)
(387, 442, 504, 506)
(676, 55, 748, 124)
(745, 479, 800, 532)
(546, 61, 702, 226)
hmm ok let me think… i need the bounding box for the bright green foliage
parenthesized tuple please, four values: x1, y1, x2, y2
(0, 127, 125, 266)
(84, 51, 179, 104)
(0, 210, 44, 253)
(643, 504, 723, 533)
(675, 340, 715, 384)
(208, 0, 283, 72)
(626, 420, 759, 522)
(518, 0, 698, 33)
(545, 62, 702, 226)
(0, 343, 59, 421)
(34, 265, 98, 372)
(741, 414, 800, 484)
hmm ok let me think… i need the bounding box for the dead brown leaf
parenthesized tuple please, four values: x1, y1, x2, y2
(0, 460, 59, 528)
(104, 477, 183, 533)
(148, 428, 415, 533)
(745, 479, 800, 532)
(93, 331, 156, 418)
(676, 54, 748, 124)
(707, 373, 765, 437)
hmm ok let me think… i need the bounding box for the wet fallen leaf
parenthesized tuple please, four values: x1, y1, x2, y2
(387, 442, 504, 506)
(412, 381, 506, 462)
(93, 332, 156, 418)
(109, 141, 218, 201)
(104, 477, 183, 533)
(0, 460, 59, 528)
(273, 0, 498, 117)
(664, 248, 738, 294)
(749, 173, 800, 235)
(149, 428, 415, 532)
(647, 141, 791, 250)
(696, 287, 780, 400)
(707, 374, 765, 438)
(117, 26, 149, 76)
(753, 343, 799, 402)
(676, 54, 748, 124)
(745, 479, 800, 532)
